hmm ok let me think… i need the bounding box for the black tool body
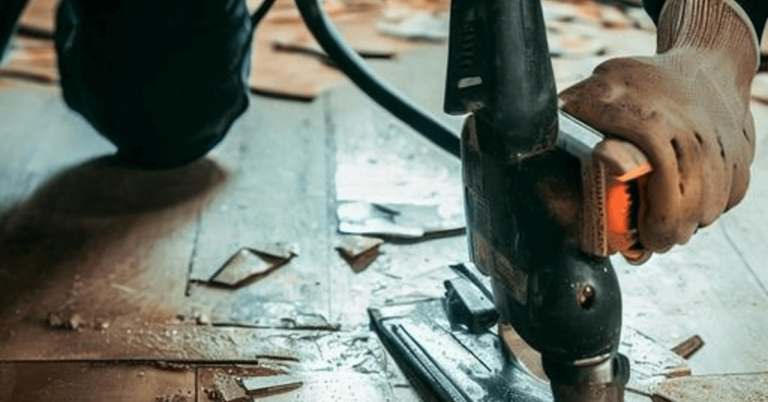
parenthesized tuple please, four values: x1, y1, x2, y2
(297, 0, 631, 400)
(444, 1, 629, 401)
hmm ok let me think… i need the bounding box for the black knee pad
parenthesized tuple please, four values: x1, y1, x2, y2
(55, 0, 253, 168)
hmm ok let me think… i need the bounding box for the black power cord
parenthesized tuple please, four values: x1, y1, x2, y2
(252, 0, 278, 27)
(294, 0, 461, 159)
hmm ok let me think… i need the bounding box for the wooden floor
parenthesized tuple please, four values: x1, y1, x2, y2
(2, 37, 768, 401)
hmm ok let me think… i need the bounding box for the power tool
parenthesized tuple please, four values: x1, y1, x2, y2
(296, 0, 654, 401)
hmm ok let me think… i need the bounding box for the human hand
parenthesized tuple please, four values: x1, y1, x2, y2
(559, 0, 758, 255)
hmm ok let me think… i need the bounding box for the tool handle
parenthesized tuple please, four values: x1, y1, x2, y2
(445, 0, 558, 159)
(586, 139, 653, 264)
(559, 112, 653, 263)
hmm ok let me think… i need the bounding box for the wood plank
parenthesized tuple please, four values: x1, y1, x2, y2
(18, 0, 57, 36)
(0, 87, 336, 359)
(0, 360, 397, 402)
(616, 218, 768, 375)
(717, 100, 768, 292)
(652, 372, 768, 402)
(198, 364, 395, 402)
(0, 362, 196, 402)
(0, 87, 217, 360)
(321, 45, 466, 328)
(183, 95, 336, 330)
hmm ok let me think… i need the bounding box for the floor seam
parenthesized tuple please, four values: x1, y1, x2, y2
(185, 210, 203, 297)
(721, 223, 768, 297)
(322, 91, 339, 325)
(194, 366, 199, 402)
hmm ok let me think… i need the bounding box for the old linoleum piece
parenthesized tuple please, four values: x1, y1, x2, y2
(335, 235, 385, 272)
(208, 244, 298, 288)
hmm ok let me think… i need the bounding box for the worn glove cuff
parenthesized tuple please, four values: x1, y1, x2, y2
(657, 0, 759, 72)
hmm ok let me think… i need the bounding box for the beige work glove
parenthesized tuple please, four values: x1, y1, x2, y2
(559, 0, 759, 254)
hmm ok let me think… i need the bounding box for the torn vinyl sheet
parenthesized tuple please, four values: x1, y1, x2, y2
(337, 201, 464, 239)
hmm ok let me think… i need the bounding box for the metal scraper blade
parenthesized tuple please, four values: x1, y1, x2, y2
(369, 298, 553, 402)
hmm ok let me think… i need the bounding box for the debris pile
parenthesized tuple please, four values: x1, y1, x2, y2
(46, 310, 86, 331)
(46, 309, 110, 331)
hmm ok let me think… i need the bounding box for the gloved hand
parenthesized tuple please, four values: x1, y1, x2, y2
(559, 0, 759, 254)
